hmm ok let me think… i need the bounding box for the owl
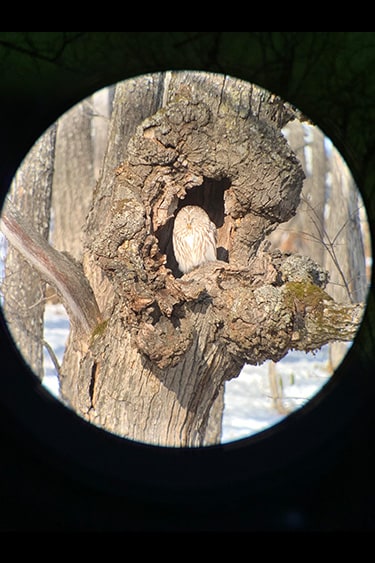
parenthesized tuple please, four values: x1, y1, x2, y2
(172, 205, 217, 274)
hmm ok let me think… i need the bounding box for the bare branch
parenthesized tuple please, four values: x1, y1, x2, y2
(300, 195, 358, 302)
(43, 339, 61, 377)
(1, 199, 102, 339)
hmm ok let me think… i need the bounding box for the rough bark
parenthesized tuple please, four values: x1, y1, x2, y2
(60, 72, 362, 446)
(51, 86, 113, 261)
(1, 71, 365, 447)
(51, 98, 96, 261)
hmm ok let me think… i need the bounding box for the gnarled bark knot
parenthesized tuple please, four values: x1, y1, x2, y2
(87, 87, 363, 375)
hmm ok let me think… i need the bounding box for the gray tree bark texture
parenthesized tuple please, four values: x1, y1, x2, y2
(51, 98, 96, 261)
(51, 87, 113, 261)
(1, 125, 56, 379)
(1, 71, 365, 447)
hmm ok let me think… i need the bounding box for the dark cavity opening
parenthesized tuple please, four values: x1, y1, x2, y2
(155, 177, 231, 277)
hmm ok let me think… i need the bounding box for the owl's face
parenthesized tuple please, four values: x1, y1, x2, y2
(176, 205, 210, 228)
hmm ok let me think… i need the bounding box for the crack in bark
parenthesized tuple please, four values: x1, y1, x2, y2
(88, 361, 99, 411)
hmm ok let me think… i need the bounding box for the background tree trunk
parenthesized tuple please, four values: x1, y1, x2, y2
(91, 86, 114, 182)
(325, 145, 368, 370)
(269, 120, 370, 376)
(51, 89, 113, 261)
(270, 120, 327, 266)
(1, 124, 56, 379)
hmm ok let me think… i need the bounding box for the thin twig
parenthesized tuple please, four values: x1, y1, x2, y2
(43, 339, 61, 377)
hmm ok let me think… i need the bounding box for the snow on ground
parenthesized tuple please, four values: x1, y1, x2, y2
(42, 303, 70, 398)
(42, 303, 335, 443)
(222, 346, 331, 443)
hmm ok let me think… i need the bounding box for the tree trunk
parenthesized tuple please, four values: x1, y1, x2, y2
(269, 120, 327, 265)
(51, 97, 97, 261)
(1, 71, 364, 447)
(1, 125, 56, 379)
(59, 72, 362, 446)
(91, 86, 113, 182)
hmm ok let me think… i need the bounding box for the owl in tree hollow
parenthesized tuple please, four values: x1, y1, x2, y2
(172, 205, 217, 274)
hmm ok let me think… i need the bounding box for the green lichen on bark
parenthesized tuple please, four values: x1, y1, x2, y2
(282, 281, 332, 312)
(281, 280, 364, 353)
(90, 319, 109, 346)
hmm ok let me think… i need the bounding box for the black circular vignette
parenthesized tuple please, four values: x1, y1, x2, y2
(1, 32, 374, 531)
